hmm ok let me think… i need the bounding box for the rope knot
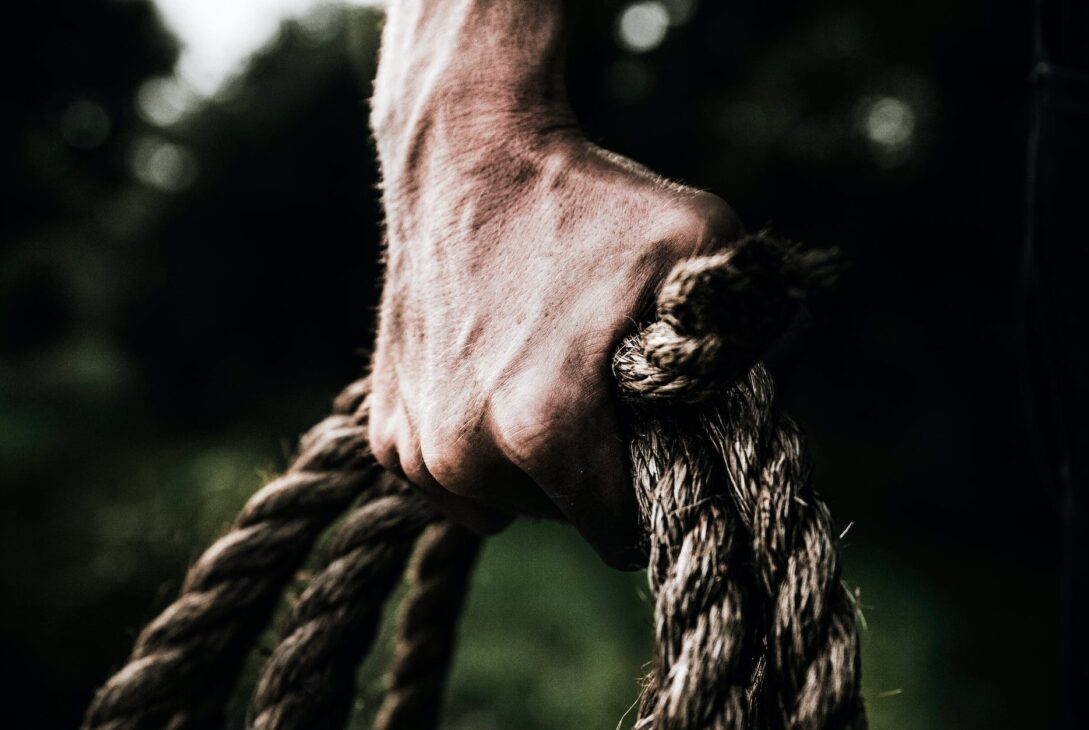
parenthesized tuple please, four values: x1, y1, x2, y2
(616, 231, 840, 404)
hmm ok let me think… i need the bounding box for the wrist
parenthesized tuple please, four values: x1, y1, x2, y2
(370, 0, 574, 152)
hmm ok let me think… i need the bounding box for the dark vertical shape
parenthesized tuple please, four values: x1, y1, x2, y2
(1022, 3, 1089, 729)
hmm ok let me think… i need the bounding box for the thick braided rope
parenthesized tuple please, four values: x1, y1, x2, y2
(703, 372, 865, 729)
(615, 234, 865, 730)
(374, 522, 482, 730)
(83, 380, 379, 730)
(627, 413, 756, 729)
(249, 482, 439, 729)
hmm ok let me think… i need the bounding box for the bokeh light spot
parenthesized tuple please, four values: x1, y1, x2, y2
(617, 1, 670, 53)
(298, 3, 344, 46)
(136, 76, 201, 127)
(863, 96, 916, 152)
(131, 137, 198, 191)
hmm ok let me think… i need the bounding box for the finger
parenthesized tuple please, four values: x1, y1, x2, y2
(423, 430, 564, 520)
(379, 398, 512, 536)
(494, 384, 643, 570)
(542, 405, 642, 570)
(400, 437, 513, 535)
(404, 456, 514, 536)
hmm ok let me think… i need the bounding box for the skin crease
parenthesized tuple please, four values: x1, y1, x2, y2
(369, 0, 742, 568)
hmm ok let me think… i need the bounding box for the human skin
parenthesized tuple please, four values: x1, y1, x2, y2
(368, 0, 742, 567)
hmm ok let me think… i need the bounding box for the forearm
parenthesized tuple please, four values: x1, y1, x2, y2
(371, 0, 574, 157)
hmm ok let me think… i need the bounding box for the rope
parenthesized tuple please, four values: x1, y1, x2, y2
(83, 380, 379, 730)
(374, 522, 482, 730)
(705, 384, 866, 729)
(615, 234, 865, 729)
(83, 232, 865, 730)
(626, 412, 755, 729)
(249, 484, 438, 729)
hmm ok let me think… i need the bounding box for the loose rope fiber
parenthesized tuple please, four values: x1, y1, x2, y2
(84, 232, 865, 730)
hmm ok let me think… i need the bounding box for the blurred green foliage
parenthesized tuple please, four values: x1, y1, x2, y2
(1, 1, 1060, 728)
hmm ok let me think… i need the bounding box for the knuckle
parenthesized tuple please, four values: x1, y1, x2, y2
(695, 193, 743, 245)
(418, 427, 476, 498)
(490, 384, 570, 476)
(664, 192, 743, 256)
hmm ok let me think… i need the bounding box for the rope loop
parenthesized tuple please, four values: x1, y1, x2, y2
(615, 231, 839, 404)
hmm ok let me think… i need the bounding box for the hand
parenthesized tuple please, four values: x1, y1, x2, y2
(367, 0, 741, 567)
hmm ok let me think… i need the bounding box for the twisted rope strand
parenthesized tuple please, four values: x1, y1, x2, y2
(629, 415, 755, 730)
(704, 367, 864, 730)
(375, 522, 482, 730)
(83, 381, 378, 730)
(249, 484, 438, 730)
(613, 233, 839, 405)
(616, 235, 865, 730)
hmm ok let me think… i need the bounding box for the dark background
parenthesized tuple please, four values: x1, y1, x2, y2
(1, 0, 1059, 727)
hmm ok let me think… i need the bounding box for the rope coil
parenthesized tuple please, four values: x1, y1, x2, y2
(84, 232, 865, 730)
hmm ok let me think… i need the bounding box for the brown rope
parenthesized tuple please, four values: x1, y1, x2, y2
(249, 483, 438, 730)
(83, 233, 865, 730)
(615, 235, 866, 729)
(704, 381, 866, 729)
(626, 411, 756, 729)
(374, 522, 482, 730)
(83, 380, 380, 730)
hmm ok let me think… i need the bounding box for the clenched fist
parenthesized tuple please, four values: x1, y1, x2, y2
(367, 0, 741, 567)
